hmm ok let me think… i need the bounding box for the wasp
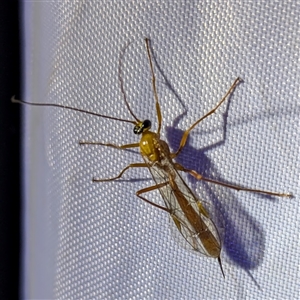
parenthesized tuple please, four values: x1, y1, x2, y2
(12, 38, 291, 277)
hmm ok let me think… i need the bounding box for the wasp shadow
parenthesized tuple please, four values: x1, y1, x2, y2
(148, 39, 270, 275)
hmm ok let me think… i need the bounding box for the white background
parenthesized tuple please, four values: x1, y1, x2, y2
(23, 1, 299, 299)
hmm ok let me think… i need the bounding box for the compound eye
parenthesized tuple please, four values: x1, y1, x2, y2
(143, 120, 151, 130)
(133, 125, 141, 134)
(133, 120, 151, 135)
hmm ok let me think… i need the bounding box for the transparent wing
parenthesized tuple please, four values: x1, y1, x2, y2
(143, 153, 222, 258)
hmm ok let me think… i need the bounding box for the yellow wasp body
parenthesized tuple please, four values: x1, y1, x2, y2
(12, 38, 291, 277)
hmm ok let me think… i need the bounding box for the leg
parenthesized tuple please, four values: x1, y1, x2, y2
(93, 163, 147, 182)
(174, 163, 292, 198)
(79, 140, 139, 150)
(95, 159, 170, 212)
(136, 182, 170, 212)
(172, 77, 242, 158)
(145, 38, 162, 135)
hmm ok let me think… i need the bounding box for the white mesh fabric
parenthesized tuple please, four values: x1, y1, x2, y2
(23, 1, 299, 299)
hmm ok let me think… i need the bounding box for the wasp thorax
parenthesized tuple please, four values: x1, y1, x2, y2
(134, 119, 151, 134)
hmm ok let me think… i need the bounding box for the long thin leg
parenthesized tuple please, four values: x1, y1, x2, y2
(93, 163, 147, 182)
(95, 160, 170, 212)
(79, 141, 139, 150)
(174, 163, 292, 198)
(145, 38, 162, 135)
(136, 182, 170, 212)
(172, 77, 242, 158)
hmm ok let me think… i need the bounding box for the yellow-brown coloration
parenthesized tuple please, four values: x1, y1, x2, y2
(140, 131, 161, 163)
(169, 177, 220, 258)
(12, 38, 292, 279)
(139, 131, 222, 261)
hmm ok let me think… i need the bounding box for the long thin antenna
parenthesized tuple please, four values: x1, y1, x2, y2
(145, 38, 162, 134)
(11, 96, 136, 125)
(118, 42, 141, 123)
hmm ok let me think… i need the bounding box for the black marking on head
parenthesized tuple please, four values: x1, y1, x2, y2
(133, 120, 151, 135)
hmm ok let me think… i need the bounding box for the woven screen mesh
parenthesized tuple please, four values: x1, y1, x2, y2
(22, 1, 299, 299)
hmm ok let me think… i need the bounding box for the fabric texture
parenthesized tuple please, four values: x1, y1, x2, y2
(23, 1, 299, 299)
